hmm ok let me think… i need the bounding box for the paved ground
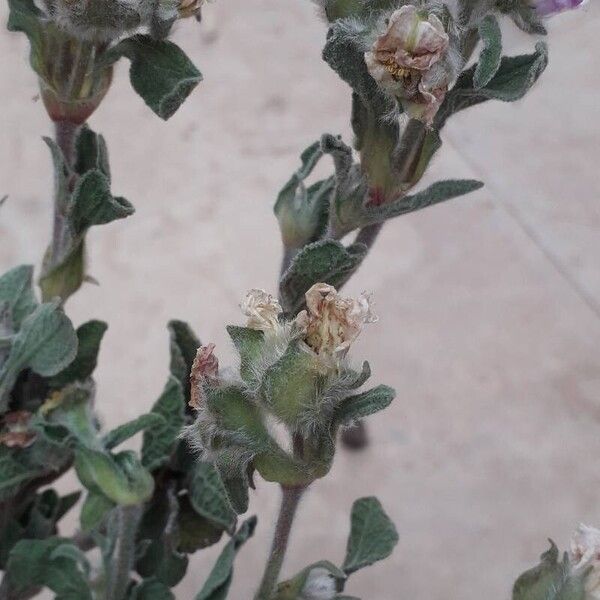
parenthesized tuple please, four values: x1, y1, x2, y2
(1, 1, 599, 598)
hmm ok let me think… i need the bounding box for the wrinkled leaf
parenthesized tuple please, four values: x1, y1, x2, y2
(474, 15, 502, 89)
(0, 302, 77, 411)
(0, 265, 38, 330)
(189, 462, 236, 533)
(48, 320, 107, 389)
(342, 497, 398, 575)
(436, 43, 549, 129)
(5, 537, 92, 600)
(103, 413, 165, 450)
(280, 241, 367, 316)
(335, 385, 395, 427)
(141, 376, 185, 471)
(195, 516, 257, 600)
(104, 35, 202, 120)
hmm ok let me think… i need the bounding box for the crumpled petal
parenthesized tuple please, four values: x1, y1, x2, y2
(241, 289, 283, 332)
(570, 524, 600, 598)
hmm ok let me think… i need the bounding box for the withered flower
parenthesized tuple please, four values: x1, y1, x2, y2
(295, 283, 377, 364)
(189, 343, 219, 409)
(570, 524, 600, 599)
(0, 411, 37, 448)
(241, 289, 283, 333)
(364, 5, 450, 125)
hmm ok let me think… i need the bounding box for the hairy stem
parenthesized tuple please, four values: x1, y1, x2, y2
(254, 485, 306, 600)
(105, 505, 141, 600)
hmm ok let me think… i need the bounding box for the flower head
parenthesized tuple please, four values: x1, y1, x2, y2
(570, 524, 600, 598)
(241, 289, 283, 333)
(365, 5, 450, 125)
(295, 283, 377, 363)
(533, 0, 586, 16)
(0, 411, 36, 448)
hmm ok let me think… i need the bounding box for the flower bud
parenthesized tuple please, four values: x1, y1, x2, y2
(300, 567, 337, 600)
(570, 524, 600, 598)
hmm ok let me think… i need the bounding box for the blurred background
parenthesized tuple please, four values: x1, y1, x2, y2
(1, 1, 599, 598)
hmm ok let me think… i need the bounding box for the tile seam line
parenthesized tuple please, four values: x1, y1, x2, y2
(444, 132, 600, 322)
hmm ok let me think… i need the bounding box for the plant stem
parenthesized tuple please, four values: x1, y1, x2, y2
(105, 505, 141, 600)
(254, 485, 306, 600)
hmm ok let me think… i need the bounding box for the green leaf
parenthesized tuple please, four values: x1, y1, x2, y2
(0, 302, 77, 411)
(48, 320, 108, 389)
(74, 126, 111, 179)
(365, 180, 484, 225)
(226, 325, 264, 385)
(168, 320, 201, 402)
(274, 141, 332, 249)
(334, 385, 395, 427)
(6, 0, 45, 77)
(195, 516, 257, 600)
(512, 542, 586, 600)
(0, 265, 38, 330)
(5, 537, 92, 600)
(141, 376, 186, 471)
(436, 42, 549, 129)
(177, 495, 224, 553)
(474, 15, 502, 89)
(279, 241, 367, 316)
(75, 447, 154, 506)
(70, 170, 134, 235)
(80, 492, 115, 532)
(39, 241, 86, 305)
(189, 462, 236, 533)
(342, 497, 398, 575)
(0, 446, 36, 501)
(103, 413, 166, 450)
(130, 578, 175, 600)
(341, 362, 371, 391)
(104, 35, 202, 120)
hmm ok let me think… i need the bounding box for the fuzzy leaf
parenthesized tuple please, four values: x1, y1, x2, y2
(6, 0, 45, 76)
(366, 179, 484, 224)
(436, 43, 549, 129)
(177, 495, 224, 553)
(168, 320, 201, 402)
(80, 492, 115, 532)
(141, 376, 186, 471)
(48, 320, 107, 390)
(0, 302, 77, 411)
(226, 325, 264, 385)
(189, 462, 236, 533)
(512, 542, 586, 600)
(280, 240, 367, 316)
(342, 497, 398, 575)
(0, 447, 35, 501)
(104, 35, 202, 120)
(74, 126, 111, 179)
(103, 413, 165, 450)
(474, 15, 503, 89)
(75, 447, 154, 506)
(0, 265, 38, 330)
(5, 537, 92, 600)
(70, 170, 134, 235)
(195, 516, 257, 600)
(342, 362, 371, 391)
(39, 242, 85, 305)
(335, 385, 395, 427)
(274, 141, 332, 249)
(130, 579, 175, 600)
